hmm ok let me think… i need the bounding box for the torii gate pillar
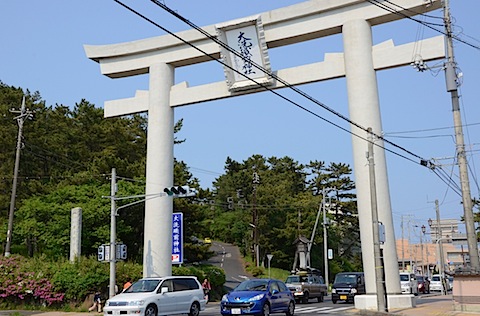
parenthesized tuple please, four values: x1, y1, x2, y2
(144, 63, 175, 277)
(343, 19, 410, 309)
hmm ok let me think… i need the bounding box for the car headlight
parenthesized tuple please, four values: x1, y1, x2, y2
(128, 300, 145, 306)
(331, 288, 336, 294)
(249, 294, 265, 301)
(221, 294, 228, 302)
(351, 288, 357, 294)
(105, 300, 111, 307)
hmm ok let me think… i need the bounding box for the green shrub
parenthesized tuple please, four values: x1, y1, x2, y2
(0, 254, 227, 309)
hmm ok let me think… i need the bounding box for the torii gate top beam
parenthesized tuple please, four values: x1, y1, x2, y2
(85, 0, 441, 78)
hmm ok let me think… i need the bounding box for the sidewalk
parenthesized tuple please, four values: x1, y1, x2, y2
(354, 294, 479, 316)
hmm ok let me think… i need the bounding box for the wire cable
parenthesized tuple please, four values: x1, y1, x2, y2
(118, 0, 425, 165)
(113, 0, 464, 194)
(366, 0, 480, 51)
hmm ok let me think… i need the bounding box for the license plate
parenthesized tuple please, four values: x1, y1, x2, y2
(340, 295, 347, 300)
(231, 308, 241, 315)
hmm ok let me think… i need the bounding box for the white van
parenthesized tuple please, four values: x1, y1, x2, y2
(399, 272, 418, 295)
(104, 276, 206, 316)
(430, 274, 449, 292)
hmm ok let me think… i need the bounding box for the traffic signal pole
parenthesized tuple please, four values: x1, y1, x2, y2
(109, 168, 117, 298)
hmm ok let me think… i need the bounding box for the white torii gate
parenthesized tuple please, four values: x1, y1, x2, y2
(85, 0, 445, 310)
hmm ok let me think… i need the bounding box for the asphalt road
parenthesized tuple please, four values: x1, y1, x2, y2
(208, 241, 252, 291)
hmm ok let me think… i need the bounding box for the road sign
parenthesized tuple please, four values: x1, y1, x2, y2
(104, 244, 111, 261)
(172, 212, 183, 264)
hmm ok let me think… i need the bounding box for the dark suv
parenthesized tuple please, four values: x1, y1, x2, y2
(331, 272, 365, 304)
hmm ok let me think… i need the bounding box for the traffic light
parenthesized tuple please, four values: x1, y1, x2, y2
(98, 245, 105, 262)
(163, 185, 197, 197)
(116, 244, 127, 260)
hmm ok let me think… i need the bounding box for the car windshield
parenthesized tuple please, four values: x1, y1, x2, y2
(285, 276, 307, 283)
(285, 276, 300, 283)
(432, 276, 441, 282)
(125, 279, 160, 293)
(235, 280, 268, 291)
(417, 276, 424, 282)
(400, 274, 410, 281)
(334, 274, 358, 284)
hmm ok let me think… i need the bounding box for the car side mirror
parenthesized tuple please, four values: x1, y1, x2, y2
(272, 289, 279, 295)
(161, 287, 169, 294)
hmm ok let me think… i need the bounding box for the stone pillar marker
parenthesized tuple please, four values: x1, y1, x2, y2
(70, 207, 82, 262)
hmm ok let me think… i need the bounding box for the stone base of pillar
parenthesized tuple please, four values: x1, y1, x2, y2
(453, 273, 480, 312)
(355, 294, 416, 310)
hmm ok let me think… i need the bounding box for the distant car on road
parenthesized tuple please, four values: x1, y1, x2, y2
(400, 272, 418, 295)
(416, 275, 430, 294)
(331, 272, 365, 304)
(204, 237, 212, 244)
(285, 269, 327, 303)
(103, 276, 206, 316)
(430, 274, 450, 292)
(447, 276, 454, 291)
(220, 278, 295, 316)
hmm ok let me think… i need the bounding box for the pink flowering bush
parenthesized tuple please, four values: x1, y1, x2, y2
(0, 255, 65, 307)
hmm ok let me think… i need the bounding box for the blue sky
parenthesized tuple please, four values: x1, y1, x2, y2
(1, 0, 479, 242)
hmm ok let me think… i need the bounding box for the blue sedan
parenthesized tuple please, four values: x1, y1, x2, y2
(221, 279, 295, 316)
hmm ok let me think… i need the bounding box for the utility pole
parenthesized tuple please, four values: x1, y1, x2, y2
(443, 0, 480, 271)
(421, 225, 426, 275)
(401, 215, 405, 271)
(322, 188, 334, 289)
(5, 96, 33, 257)
(252, 170, 260, 267)
(109, 168, 117, 298)
(367, 128, 387, 312)
(435, 200, 446, 295)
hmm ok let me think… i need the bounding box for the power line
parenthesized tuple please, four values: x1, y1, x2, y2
(113, 0, 463, 195)
(384, 122, 480, 135)
(116, 0, 426, 163)
(365, 0, 480, 51)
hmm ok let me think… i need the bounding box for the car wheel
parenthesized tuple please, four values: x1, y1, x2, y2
(302, 292, 309, 304)
(286, 301, 295, 316)
(145, 304, 158, 316)
(261, 303, 270, 316)
(188, 302, 200, 316)
(317, 294, 324, 302)
(332, 299, 337, 304)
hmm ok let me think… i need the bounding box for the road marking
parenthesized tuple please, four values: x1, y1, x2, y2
(296, 306, 322, 312)
(295, 307, 333, 313)
(317, 306, 354, 313)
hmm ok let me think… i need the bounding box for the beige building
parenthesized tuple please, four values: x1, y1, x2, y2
(396, 239, 468, 275)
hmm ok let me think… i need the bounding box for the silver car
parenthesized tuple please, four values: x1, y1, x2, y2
(103, 276, 206, 316)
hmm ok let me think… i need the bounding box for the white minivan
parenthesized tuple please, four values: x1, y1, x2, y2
(399, 272, 418, 295)
(430, 274, 450, 292)
(104, 276, 206, 316)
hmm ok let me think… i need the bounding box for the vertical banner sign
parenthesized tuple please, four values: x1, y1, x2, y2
(172, 212, 183, 264)
(216, 16, 272, 92)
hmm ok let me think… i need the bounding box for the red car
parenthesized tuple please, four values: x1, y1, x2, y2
(417, 275, 430, 294)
